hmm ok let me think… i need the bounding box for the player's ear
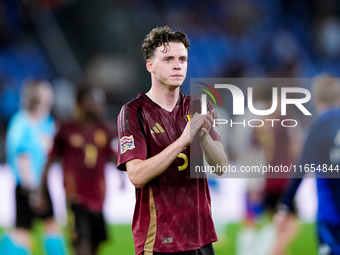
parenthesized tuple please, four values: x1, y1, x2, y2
(146, 59, 153, 73)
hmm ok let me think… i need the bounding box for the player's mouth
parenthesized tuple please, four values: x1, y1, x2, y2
(171, 74, 183, 78)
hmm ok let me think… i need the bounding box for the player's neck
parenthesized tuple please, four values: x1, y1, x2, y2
(28, 110, 45, 122)
(77, 114, 100, 126)
(315, 99, 338, 115)
(317, 104, 337, 116)
(146, 85, 180, 112)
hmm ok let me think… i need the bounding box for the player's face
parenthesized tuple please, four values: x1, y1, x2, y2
(37, 83, 54, 114)
(149, 42, 188, 88)
(83, 89, 106, 120)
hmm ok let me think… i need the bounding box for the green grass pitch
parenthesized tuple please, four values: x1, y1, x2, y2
(1, 222, 318, 254)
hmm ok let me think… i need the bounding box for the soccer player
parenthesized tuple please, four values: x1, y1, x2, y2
(0, 79, 67, 255)
(275, 74, 340, 255)
(37, 85, 117, 255)
(117, 26, 228, 255)
(240, 84, 299, 255)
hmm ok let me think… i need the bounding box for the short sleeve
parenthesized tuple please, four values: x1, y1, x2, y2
(16, 128, 30, 154)
(6, 113, 30, 180)
(117, 104, 148, 171)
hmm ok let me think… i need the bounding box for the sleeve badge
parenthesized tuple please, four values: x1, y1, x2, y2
(120, 135, 135, 154)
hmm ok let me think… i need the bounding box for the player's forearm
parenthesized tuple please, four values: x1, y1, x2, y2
(18, 154, 32, 189)
(34, 157, 55, 213)
(200, 135, 227, 176)
(280, 175, 303, 212)
(127, 138, 186, 188)
(40, 158, 54, 190)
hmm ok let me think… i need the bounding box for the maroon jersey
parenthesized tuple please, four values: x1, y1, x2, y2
(252, 114, 295, 193)
(49, 121, 116, 212)
(117, 93, 222, 254)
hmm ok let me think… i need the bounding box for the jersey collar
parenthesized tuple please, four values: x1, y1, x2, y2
(139, 93, 183, 110)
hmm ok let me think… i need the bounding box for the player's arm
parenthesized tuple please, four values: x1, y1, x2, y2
(12, 123, 34, 190)
(33, 126, 63, 212)
(17, 153, 33, 190)
(274, 126, 318, 230)
(40, 156, 57, 192)
(30, 156, 58, 214)
(126, 113, 206, 188)
(273, 176, 302, 233)
(198, 110, 228, 176)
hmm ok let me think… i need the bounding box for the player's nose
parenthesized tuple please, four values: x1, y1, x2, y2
(173, 60, 181, 70)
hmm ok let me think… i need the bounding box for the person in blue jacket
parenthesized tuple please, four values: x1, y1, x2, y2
(0, 79, 67, 255)
(275, 74, 340, 255)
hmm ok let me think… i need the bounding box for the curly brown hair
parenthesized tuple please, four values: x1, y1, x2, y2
(142, 26, 190, 62)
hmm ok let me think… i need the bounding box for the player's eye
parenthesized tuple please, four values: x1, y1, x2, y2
(165, 58, 171, 62)
(180, 58, 187, 63)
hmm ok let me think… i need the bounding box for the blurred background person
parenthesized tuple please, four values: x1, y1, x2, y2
(275, 74, 340, 255)
(37, 85, 118, 255)
(0, 79, 67, 255)
(237, 83, 302, 255)
(252, 83, 301, 255)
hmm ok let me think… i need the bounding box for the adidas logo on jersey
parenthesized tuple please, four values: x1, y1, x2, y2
(151, 123, 165, 134)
